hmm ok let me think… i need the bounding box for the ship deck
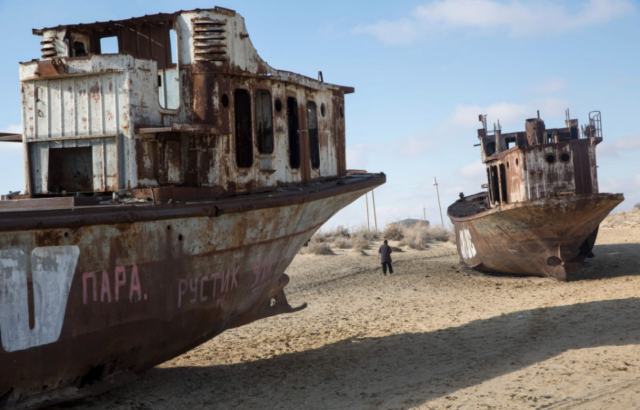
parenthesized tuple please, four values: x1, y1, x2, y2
(0, 173, 385, 233)
(447, 192, 489, 219)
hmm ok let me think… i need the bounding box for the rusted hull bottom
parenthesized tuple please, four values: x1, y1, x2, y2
(0, 185, 377, 410)
(450, 193, 624, 280)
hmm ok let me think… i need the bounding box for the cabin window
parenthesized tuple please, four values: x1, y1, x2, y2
(546, 154, 556, 164)
(287, 97, 300, 169)
(221, 94, 229, 108)
(100, 37, 119, 54)
(256, 89, 274, 154)
(48, 147, 94, 193)
(561, 153, 570, 162)
(307, 102, 320, 169)
(499, 163, 508, 204)
(158, 29, 179, 110)
(234, 89, 253, 168)
(275, 98, 283, 112)
(320, 103, 326, 118)
(73, 41, 88, 57)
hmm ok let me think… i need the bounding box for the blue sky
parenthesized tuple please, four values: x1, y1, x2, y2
(0, 0, 638, 230)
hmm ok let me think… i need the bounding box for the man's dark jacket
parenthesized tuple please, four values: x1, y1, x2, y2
(379, 244, 392, 264)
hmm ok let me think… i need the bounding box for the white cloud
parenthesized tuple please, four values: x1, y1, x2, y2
(445, 98, 568, 131)
(596, 134, 640, 158)
(346, 143, 370, 170)
(458, 160, 485, 179)
(353, 0, 635, 45)
(2, 124, 21, 134)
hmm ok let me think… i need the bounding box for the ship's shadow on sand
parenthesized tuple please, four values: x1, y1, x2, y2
(61, 297, 640, 410)
(580, 243, 640, 280)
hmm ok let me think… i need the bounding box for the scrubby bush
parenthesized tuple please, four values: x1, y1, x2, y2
(398, 225, 454, 249)
(334, 237, 351, 249)
(352, 237, 370, 252)
(302, 239, 334, 255)
(635, 202, 640, 210)
(383, 223, 404, 241)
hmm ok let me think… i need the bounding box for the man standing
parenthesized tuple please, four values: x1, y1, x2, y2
(379, 240, 393, 276)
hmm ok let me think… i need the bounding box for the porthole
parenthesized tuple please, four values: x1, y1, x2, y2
(178, 234, 183, 242)
(561, 153, 571, 162)
(339, 106, 344, 118)
(275, 98, 283, 112)
(167, 225, 172, 231)
(321, 103, 326, 117)
(221, 93, 229, 108)
(507, 161, 510, 169)
(546, 154, 556, 164)
(515, 158, 519, 167)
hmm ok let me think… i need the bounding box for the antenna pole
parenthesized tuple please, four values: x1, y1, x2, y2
(434, 177, 444, 228)
(371, 189, 378, 232)
(365, 192, 370, 231)
(423, 205, 427, 222)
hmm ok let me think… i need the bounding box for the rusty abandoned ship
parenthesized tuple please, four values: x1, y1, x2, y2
(0, 7, 385, 409)
(448, 111, 623, 280)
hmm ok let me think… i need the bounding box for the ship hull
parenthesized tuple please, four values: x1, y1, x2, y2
(0, 175, 384, 409)
(448, 193, 624, 280)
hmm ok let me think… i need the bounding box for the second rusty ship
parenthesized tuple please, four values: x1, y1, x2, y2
(448, 111, 623, 280)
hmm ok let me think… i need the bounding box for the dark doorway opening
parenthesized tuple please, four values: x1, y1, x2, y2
(490, 165, 500, 205)
(234, 89, 253, 168)
(48, 147, 94, 193)
(287, 97, 300, 169)
(499, 163, 508, 204)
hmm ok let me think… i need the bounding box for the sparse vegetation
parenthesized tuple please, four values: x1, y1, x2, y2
(351, 237, 370, 252)
(304, 222, 454, 255)
(383, 223, 404, 241)
(301, 239, 334, 255)
(635, 202, 640, 210)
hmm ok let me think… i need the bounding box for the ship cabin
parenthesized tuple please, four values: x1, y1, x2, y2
(477, 111, 603, 208)
(1, 7, 350, 204)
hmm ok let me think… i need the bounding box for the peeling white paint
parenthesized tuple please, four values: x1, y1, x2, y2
(460, 228, 477, 260)
(0, 246, 80, 352)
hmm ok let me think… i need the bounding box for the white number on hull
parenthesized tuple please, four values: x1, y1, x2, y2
(460, 228, 477, 260)
(0, 246, 79, 352)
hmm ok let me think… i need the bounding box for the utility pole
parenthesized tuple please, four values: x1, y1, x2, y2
(423, 205, 427, 222)
(365, 192, 370, 231)
(434, 177, 444, 227)
(371, 189, 378, 232)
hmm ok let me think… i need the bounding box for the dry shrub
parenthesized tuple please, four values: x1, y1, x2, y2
(333, 225, 351, 238)
(352, 237, 370, 252)
(390, 246, 403, 253)
(334, 237, 351, 249)
(303, 240, 334, 255)
(398, 225, 454, 249)
(422, 227, 451, 242)
(635, 202, 640, 210)
(383, 224, 404, 241)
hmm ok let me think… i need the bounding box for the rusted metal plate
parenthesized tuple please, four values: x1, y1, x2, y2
(0, 134, 22, 142)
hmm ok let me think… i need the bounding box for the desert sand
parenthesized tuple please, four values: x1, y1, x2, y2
(51, 215, 640, 410)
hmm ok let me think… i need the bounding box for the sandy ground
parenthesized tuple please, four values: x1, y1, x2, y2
(51, 224, 640, 410)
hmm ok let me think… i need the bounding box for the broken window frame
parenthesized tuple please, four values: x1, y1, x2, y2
(234, 88, 254, 169)
(307, 101, 320, 169)
(255, 89, 274, 155)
